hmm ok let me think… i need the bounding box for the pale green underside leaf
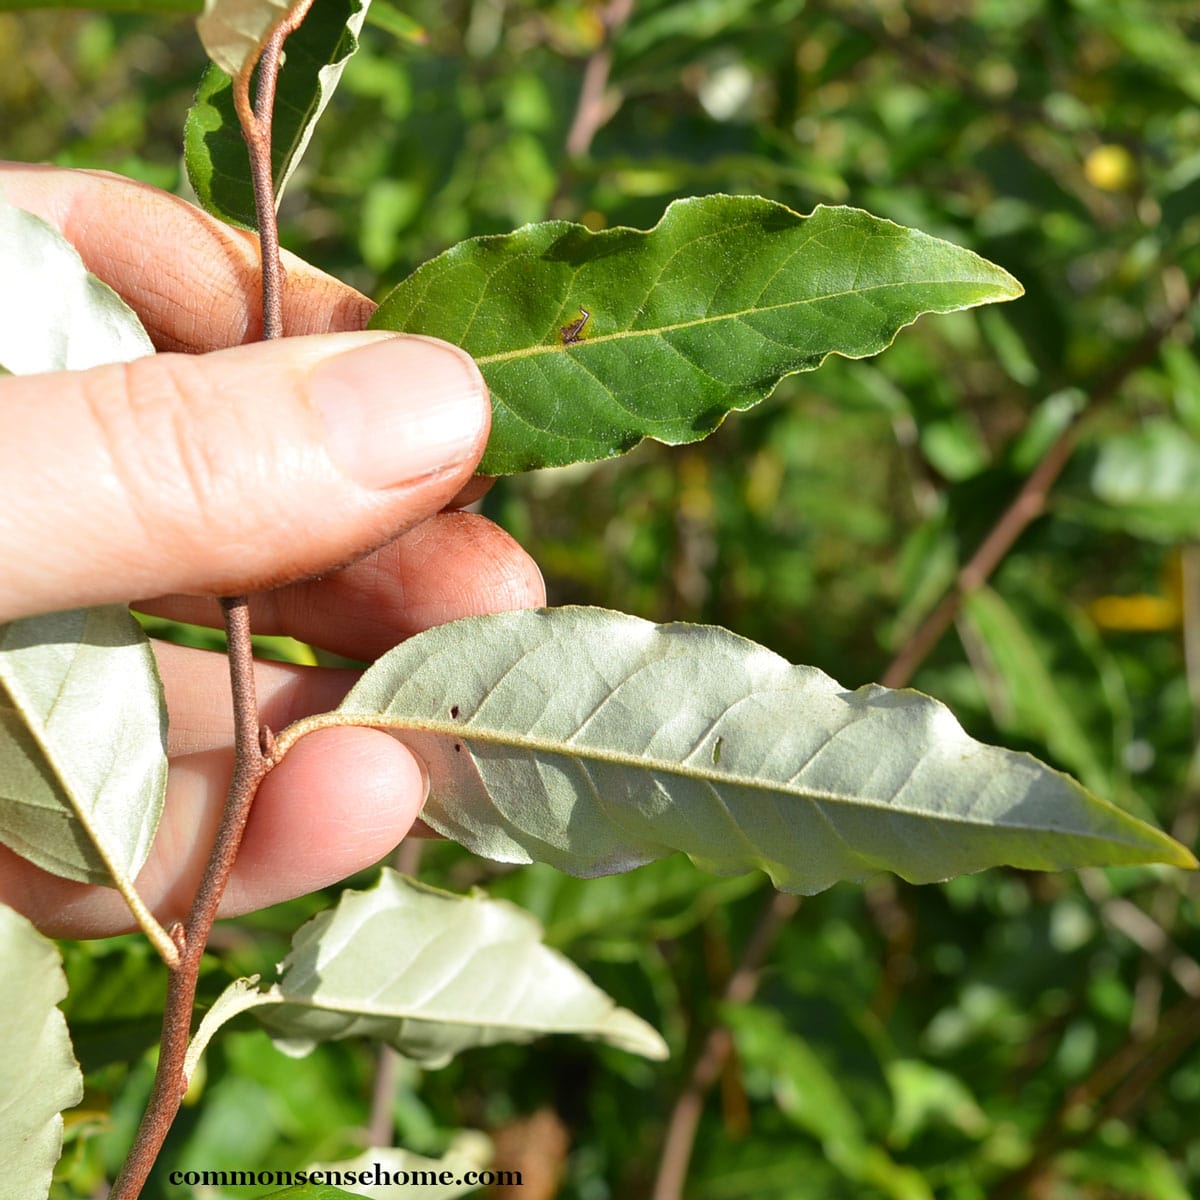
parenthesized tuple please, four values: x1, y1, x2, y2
(0, 905, 83, 1200)
(0, 607, 168, 885)
(183, 974, 269, 1081)
(191, 871, 666, 1071)
(0, 189, 153, 373)
(196, 0, 302, 78)
(369, 196, 1023, 474)
(333, 607, 1193, 892)
(186, 0, 371, 229)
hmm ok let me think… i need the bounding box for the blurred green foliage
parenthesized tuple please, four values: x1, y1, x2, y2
(5, 0, 1200, 1196)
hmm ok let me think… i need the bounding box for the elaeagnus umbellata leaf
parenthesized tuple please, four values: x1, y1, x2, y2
(317, 607, 1194, 891)
(187, 871, 667, 1073)
(369, 196, 1023, 474)
(187, 0, 372, 228)
(0, 905, 83, 1200)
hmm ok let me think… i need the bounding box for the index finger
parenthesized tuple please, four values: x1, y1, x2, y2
(0, 162, 374, 353)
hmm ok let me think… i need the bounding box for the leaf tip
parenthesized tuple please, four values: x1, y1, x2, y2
(1157, 838, 1199, 871)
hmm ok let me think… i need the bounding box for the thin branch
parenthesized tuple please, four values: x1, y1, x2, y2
(881, 421, 1079, 689)
(110, 6, 316, 1190)
(110, 599, 270, 1199)
(1077, 869, 1200, 998)
(651, 891, 800, 1200)
(564, 0, 635, 160)
(367, 1046, 402, 1148)
(365, 840, 425, 1147)
(231, 0, 317, 339)
(882, 273, 1200, 690)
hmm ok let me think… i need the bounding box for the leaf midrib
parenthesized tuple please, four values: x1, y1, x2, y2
(0, 648, 120, 856)
(329, 710, 1096, 834)
(475, 275, 1011, 366)
(268, 984, 627, 1033)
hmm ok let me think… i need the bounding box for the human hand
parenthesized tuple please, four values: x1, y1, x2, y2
(0, 163, 544, 938)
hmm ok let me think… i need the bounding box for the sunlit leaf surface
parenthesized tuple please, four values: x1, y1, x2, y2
(0, 905, 83, 1199)
(192, 871, 667, 1070)
(331, 607, 1193, 891)
(0, 607, 168, 885)
(370, 196, 1023, 473)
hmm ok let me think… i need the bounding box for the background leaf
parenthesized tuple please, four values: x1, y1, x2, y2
(0, 189, 153, 373)
(186, 0, 371, 229)
(728, 1004, 934, 1200)
(959, 574, 1129, 798)
(0, 904, 83, 1200)
(198, 871, 667, 1068)
(330, 606, 1191, 891)
(369, 196, 1022, 473)
(0, 606, 168, 886)
(1056, 418, 1200, 541)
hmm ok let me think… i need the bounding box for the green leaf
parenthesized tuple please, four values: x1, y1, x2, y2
(1073, 0, 1200, 104)
(186, 0, 372, 229)
(1057, 419, 1200, 541)
(0, 190, 153, 373)
(368, 196, 1023, 474)
(0, 607, 168, 887)
(886, 1059, 987, 1148)
(0, 904, 84, 1200)
(960, 579, 1128, 798)
(729, 1004, 933, 1200)
(196, 0, 305, 79)
(321, 607, 1194, 892)
(363, 1, 425, 43)
(727, 1004, 868, 1168)
(192, 871, 667, 1070)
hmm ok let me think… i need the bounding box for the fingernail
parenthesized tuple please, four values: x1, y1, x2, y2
(311, 335, 488, 489)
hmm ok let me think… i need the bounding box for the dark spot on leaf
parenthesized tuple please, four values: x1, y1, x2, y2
(560, 306, 590, 344)
(454, 743, 462, 753)
(451, 705, 460, 718)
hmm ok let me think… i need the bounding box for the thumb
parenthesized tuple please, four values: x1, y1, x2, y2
(0, 332, 490, 621)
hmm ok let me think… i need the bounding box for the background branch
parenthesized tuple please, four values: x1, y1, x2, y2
(563, 0, 635, 161)
(650, 891, 801, 1200)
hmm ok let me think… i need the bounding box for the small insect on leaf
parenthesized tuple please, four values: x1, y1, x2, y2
(560, 307, 590, 345)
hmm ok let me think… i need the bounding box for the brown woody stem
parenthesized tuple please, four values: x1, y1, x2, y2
(650, 891, 801, 1200)
(110, 6, 315, 1192)
(109, 598, 269, 1200)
